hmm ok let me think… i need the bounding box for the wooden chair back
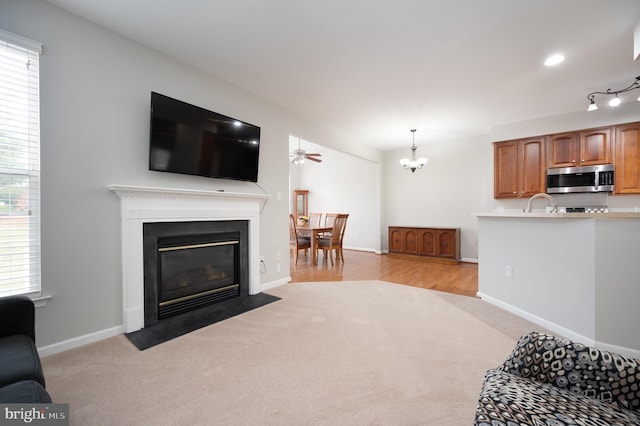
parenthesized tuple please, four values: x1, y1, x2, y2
(330, 214, 348, 244)
(318, 214, 349, 265)
(309, 212, 322, 228)
(324, 213, 339, 228)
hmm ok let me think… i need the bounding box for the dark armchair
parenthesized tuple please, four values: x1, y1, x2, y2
(0, 295, 51, 403)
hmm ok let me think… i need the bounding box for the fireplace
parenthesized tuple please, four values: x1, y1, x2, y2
(143, 220, 249, 326)
(108, 185, 268, 333)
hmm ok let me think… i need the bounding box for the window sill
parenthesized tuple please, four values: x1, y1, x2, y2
(31, 294, 52, 308)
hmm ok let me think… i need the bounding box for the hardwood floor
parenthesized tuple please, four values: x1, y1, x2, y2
(289, 249, 478, 297)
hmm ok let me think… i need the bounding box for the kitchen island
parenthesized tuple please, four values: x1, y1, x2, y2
(475, 211, 640, 358)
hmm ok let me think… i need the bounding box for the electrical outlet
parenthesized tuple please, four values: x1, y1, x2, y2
(276, 251, 281, 260)
(276, 191, 281, 201)
(505, 265, 513, 278)
(276, 264, 281, 273)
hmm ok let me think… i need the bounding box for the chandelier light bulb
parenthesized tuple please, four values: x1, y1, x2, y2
(609, 96, 621, 107)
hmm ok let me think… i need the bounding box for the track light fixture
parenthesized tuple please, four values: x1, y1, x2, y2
(399, 129, 427, 173)
(587, 76, 640, 111)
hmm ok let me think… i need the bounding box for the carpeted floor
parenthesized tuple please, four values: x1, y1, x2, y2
(41, 281, 547, 425)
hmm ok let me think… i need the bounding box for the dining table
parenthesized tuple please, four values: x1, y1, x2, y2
(297, 225, 332, 265)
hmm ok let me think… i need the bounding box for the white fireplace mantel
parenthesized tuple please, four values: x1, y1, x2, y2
(108, 184, 269, 333)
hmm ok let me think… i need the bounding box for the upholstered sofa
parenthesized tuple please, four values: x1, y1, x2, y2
(476, 331, 640, 425)
(0, 295, 51, 403)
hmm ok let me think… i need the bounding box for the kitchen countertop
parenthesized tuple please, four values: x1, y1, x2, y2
(474, 211, 640, 219)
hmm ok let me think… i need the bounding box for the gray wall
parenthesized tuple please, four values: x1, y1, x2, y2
(477, 216, 640, 357)
(289, 137, 381, 253)
(382, 134, 490, 261)
(1, 0, 374, 348)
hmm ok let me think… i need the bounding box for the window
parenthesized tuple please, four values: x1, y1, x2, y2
(0, 30, 42, 297)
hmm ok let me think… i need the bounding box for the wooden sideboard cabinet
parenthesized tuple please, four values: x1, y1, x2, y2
(388, 226, 460, 263)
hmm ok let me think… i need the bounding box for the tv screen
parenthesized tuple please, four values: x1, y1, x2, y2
(149, 92, 260, 182)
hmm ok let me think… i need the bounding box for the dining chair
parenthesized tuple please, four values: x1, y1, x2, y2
(318, 214, 348, 266)
(336, 213, 349, 262)
(289, 214, 311, 265)
(309, 212, 322, 228)
(324, 213, 338, 228)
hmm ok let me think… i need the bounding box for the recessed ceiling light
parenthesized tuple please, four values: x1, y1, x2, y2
(544, 54, 565, 66)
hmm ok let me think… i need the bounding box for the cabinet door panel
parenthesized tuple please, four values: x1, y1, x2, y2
(437, 231, 455, 258)
(547, 133, 578, 168)
(419, 230, 435, 256)
(404, 229, 418, 254)
(580, 128, 611, 165)
(494, 141, 519, 198)
(520, 137, 546, 197)
(615, 123, 640, 194)
(389, 228, 403, 253)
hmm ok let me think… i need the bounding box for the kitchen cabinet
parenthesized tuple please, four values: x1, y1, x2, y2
(547, 127, 612, 168)
(494, 137, 546, 198)
(614, 122, 640, 194)
(547, 132, 578, 168)
(388, 226, 460, 263)
(580, 127, 612, 166)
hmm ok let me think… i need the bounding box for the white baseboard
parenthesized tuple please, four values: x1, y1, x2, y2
(477, 292, 640, 359)
(260, 277, 289, 292)
(38, 325, 123, 357)
(596, 341, 640, 360)
(343, 246, 377, 253)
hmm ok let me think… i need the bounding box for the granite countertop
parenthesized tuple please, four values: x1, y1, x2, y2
(474, 211, 640, 219)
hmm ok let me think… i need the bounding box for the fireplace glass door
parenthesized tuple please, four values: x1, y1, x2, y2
(157, 232, 240, 319)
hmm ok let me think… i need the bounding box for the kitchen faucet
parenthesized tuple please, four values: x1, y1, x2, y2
(526, 193, 558, 213)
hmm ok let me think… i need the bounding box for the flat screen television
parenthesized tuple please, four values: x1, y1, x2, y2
(149, 92, 260, 182)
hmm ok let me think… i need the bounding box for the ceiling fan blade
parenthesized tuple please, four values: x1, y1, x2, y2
(304, 153, 321, 157)
(306, 156, 322, 163)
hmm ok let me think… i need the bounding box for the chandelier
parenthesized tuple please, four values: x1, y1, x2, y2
(587, 76, 640, 111)
(399, 129, 427, 173)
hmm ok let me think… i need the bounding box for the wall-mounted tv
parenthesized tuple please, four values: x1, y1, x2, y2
(149, 92, 260, 182)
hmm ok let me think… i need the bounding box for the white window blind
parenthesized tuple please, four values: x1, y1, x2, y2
(0, 30, 42, 297)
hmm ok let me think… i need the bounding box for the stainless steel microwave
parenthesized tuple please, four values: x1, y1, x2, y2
(546, 164, 614, 194)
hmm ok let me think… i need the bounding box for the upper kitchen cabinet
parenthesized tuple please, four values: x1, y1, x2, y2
(614, 122, 640, 194)
(547, 132, 579, 168)
(494, 137, 546, 199)
(547, 127, 612, 168)
(580, 127, 612, 166)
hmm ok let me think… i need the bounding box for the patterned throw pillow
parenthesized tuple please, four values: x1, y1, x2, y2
(498, 331, 640, 413)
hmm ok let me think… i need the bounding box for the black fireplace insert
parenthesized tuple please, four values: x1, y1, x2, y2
(143, 220, 249, 326)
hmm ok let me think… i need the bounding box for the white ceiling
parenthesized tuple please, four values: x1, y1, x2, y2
(44, 0, 640, 150)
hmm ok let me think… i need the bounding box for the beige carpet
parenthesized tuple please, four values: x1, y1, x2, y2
(41, 281, 546, 425)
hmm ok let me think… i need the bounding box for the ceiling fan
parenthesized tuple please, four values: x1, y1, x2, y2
(290, 139, 322, 164)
